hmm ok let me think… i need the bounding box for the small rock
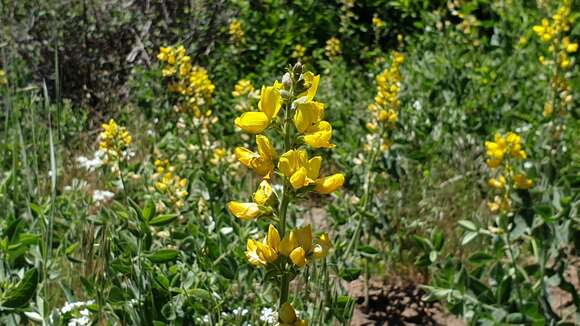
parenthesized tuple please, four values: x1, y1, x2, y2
(402, 307, 419, 320)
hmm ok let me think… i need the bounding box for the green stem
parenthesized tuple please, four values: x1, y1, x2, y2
(502, 218, 525, 320)
(344, 135, 381, 257)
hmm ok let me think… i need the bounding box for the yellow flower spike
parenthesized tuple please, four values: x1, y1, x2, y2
(314, 173, 345, 194)
(303, 121, 335, 149)
(294, 225, 313, 253)
(279, 303, 297, 324)
(232, 79, 254, 97)
(259, 86, 283, 120)
(227, 201, 262, 220)
(279, 231, 297, 256)
(293, 101, 325, 134)
(267, 224, 281, 250)
(289, 247, 307, 267)
(254, 180, 273, 205)
(235, 112, 270, 133)
(313, 233, 332, 259)
(514, 174, 533, 189)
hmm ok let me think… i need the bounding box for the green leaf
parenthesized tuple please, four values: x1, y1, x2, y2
(461, 231, 478, 246)
(358, 245, 379, 256)
(432, 230, 444, 251)
(458, 220, 477, 232)
(148, 214, 177, 227)
(468, 252, 494, 265)
(216, 256, 238, 280)
(143, 200, 155, 222)
(147, 249, 179, 264)
(190, 288, 213, 302)
(1, 268, 39, 308)
(339, 267, 362, 282)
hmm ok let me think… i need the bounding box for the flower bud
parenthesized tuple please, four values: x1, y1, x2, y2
(282, 72, 293, 89)
(293, 62, 303, 75)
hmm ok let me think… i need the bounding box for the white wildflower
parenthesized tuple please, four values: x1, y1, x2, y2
(92, 190, 114, 203)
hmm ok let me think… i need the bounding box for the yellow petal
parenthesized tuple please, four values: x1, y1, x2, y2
(279, 303, 297, 323)
(235, 112, 270, 133)
(267, 224, 281, 250)
(290, 167, 308, 190)
(256, 135, 277, 161)
(259, 86, 282, 120)
(294, 225, 312, 253)
(254, 180, 273, 205)
(235, 147, 259, 167)
(307, 156, 322, 180)
(279, 231, 297, 256)
(313, 233, 332, 259)
(302, 72, 321, 101)
(227, 201, 261, 220)
(303, 121, 334, 149)
(293, 101, 324, 134)
(246, 239, 266, 266)
(289, 247, 307, 267)
(315, 174, 345, 194)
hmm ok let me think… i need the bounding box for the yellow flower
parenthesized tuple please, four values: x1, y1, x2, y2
(254, 180, 273, 205)
(289, 247, 307, 267)
(279, 303, 297, 324)
(235, 135, 277, 178)
(372, 15, 385, 28)
(294, 225, 313, 253)
(313, 233, 332, 259)
(235, 112, 270, 133)
(232, 79, 254, 97)
(314, 174, 345, 194)
(259, 85, 283, 120)
(562, 37, 578, 53)
(99, 119, 132, 163)
(513, 174, 533, 189)
(279, 302, 308, 326)
(245, 238, 277, 266)
(293, 101, 325, 134)
(302, 72, 320, 101)
(279, 231, 297, 256)
(235, 85, 282, 133)
(227, 202, 262, 220)
(229, 19, 245, 43)
(325, 37, 342, 59)
(279, 150, 320, 190)
(245, 224, 281, 266)
(303, 121, 335, 148)
(292, 44, 307, 60)
(532, 19, 555, 42)
(293, 101, 334, 148)
(487, 195, 511, 214)
(488, 175, 506, 189)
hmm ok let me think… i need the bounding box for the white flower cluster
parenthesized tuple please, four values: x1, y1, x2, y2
(76, 151, 104, 171)
(92, 190, 114, 203)
(59, 300, 95, 326)
(259, 307, 277, 325)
